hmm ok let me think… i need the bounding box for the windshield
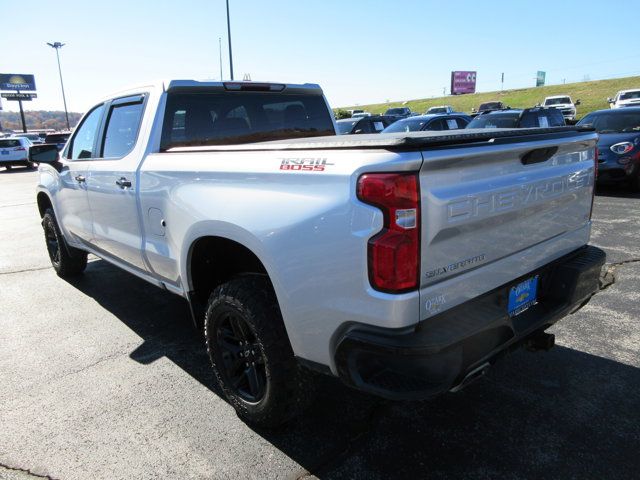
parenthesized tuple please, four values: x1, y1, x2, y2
(382, 118, 426, 133)
(386, 108, 407, 115)
(427, 107, 447, 114)
(467, 113, 519, 129)
(336, 120, 358, 134)
(544, 97, 571, 105)
(577, 111, 640, 133)
(478, 102, 502, 111)
(620, 91, 640, 101)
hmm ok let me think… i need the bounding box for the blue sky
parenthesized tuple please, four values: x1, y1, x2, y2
(2, 0, 639, 113)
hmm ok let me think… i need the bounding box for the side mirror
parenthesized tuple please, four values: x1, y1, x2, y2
(471, 108, 477, 113)
(29, 143, 59, 164)
(575, 99, 581, 106)
(607, 98, 613, 103)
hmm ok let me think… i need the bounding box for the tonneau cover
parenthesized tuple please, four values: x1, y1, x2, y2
(166, 126, 594, 153)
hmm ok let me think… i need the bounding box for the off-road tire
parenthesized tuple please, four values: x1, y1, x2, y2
(204, 275, 311, 428)
(42, 208, 88, 277)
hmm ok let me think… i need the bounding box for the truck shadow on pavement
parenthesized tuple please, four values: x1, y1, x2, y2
(595, 185, 640, 199)
(67, 259, 640, 480)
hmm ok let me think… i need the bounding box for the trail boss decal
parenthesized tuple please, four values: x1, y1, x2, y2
(279, 157, 334, 172)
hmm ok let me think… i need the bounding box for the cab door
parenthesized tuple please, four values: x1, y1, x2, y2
(56, 103, 106, 246)
(85, 94, 148, 272)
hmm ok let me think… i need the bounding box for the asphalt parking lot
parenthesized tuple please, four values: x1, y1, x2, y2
(0, 168, 638, 480)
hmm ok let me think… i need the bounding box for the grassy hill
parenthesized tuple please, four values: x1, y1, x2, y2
(339, 76, 640, 119)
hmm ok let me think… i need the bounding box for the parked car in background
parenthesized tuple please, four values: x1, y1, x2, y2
(337, 115, 396, 135)
(425, 105, 455, 114)
(44, 133, 71, 151)
(12, 132, 44, 144)
(384, 107, 413, 119)
(382, 113, 471, 133)
(466, 107, 565, 129)
(577, 107, 640, 191)
(608, 89, 640, 109)
(471, 101, 506, 116)
(542, 95, 580, 123)
(0, 137, 36, 170)
(351, 112, 371, 118)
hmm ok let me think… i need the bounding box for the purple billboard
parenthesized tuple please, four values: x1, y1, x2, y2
(450, 71, 477, 95)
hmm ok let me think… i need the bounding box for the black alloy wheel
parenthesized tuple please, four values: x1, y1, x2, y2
(215, 308, 267, 403)
(43, 214, 62, 267)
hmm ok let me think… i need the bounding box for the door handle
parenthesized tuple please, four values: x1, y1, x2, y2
(116, 177, 132, 188)
(75, 175, 85, 183)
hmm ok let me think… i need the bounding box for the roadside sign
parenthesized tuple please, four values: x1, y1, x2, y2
(0, 73, 37, 91)
(536, 71, 546, 87)
(1, 92, 37, 101)
(450, 71, 477, 95)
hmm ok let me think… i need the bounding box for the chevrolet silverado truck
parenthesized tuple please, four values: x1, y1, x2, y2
(31, 80, 605, 427)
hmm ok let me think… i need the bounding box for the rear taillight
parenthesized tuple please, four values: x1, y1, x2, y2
(357, 172, 420, 293)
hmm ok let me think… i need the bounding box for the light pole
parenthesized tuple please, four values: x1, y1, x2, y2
(47, 42, 70, 131)
(226, 0, 234, 80)
(219, 37, 223, 81)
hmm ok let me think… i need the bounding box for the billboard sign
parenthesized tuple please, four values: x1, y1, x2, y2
(536, 71, 546, 87)
(1, 92, 37, 101)
(0, 73, 37, 91)
(450, 71, 477, 95)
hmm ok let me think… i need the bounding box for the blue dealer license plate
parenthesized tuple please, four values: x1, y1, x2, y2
(508, 276, 538, 317)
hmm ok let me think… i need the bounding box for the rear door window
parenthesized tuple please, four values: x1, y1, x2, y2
(160, 92, 335, 150)
(101, 97, 145, 158)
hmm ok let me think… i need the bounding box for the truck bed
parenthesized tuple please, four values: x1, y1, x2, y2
(166, 127, 595, 152)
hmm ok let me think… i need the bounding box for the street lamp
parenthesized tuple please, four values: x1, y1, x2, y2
(46, 42, 70, 131)
(226, 0, 234, 80)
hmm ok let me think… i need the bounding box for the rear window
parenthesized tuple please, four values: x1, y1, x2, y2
(467, 113, 519, 129)
(520, 109, 565, 128)
(44, 134, 69, 143)
(478, 102, 502, 111)
(336, 120, 358, 134)
(160, 92, 335, 150)
(383, 118, 427, 133)
(0, 139, 21, 148)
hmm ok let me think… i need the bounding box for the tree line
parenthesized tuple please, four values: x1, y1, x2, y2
(0, 110, 82, 132)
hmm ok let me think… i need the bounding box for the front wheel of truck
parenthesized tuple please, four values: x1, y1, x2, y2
(42, 208, 88, 277)
(204, 276, 308, 428)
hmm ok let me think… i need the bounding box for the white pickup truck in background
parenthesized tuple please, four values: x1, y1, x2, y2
(608, 89, 640, 109)
(31, 80, 605, 427)
(542, 95, 580, 123)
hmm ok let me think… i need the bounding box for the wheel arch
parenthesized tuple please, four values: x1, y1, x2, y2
(185, 233, 282, 329)
(36, 190, 54, 218)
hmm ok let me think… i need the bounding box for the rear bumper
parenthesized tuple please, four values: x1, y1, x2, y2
(335, 245, 606, 400)
(0, 158, 30, 167)
(597, 161, 639, 184)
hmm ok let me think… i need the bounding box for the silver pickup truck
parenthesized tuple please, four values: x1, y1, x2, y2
(31, 80, 605, 427)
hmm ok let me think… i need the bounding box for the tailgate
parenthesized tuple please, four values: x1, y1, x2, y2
(418, 130, 597, 315)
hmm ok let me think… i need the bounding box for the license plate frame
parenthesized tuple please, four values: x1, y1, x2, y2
(508, 275, 538, 317)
